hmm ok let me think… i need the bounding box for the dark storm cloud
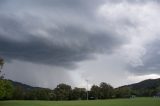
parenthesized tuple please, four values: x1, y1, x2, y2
(1, 0, 160, 88)
(0, 33, 120, 68)
(0, 0, 125, 68)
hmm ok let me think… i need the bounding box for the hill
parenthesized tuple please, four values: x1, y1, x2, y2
(124, 78, 160, 90)
(6, 78, 160, 98)
(8, 80, 35, 90)
(118, 78, 160, 97)
(0, 78, 159, 100)
(8, 78, 160, 91)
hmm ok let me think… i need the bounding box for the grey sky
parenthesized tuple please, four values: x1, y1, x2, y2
(1, 0, 160, 89)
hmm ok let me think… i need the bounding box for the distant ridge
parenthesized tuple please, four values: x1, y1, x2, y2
(8, 80, 46, 90)
(122, 78, 160, 89)
(7, 78, 160, 90)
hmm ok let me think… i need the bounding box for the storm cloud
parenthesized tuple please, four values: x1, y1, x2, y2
(1, 0, 160, 88)
(0, 0, 125, 68)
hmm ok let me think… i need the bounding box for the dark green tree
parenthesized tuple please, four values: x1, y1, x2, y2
(99, 82, 114, 99)
(0, 58, 4, 79)
(0, 58, 13, 100)
(0, 79, 13, 100)
(54, 83, 72, 100)
(71, 87, 86, 100)
(12, 86, 25, 100)
(156, 86, 160, 92)
(49, 90, 56, 100)
(115, 87, 131, 98)
(90, 85, 100, 99)
(27, 88, 51, 100)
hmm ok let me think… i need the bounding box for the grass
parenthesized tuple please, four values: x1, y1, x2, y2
(0, 98, 160, 106)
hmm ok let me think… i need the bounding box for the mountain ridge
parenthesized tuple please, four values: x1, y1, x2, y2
(7, 78, 160, 90)
(122, 78, 160, 89)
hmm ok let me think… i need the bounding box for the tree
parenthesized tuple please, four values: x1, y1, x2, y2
(0, 58, 4, 69)
(49, 90, 56, 100)
(27, 88, 51, 100)
(0, 58, 4, 79)
(0, 79, 13, 100)
(12, 86, 25, 100)
(54, 83, 72, 100)
(71, 87, 86, 100)
(99, 82, 114, 99)
(0, 58, 13, 100)
(115, 87, 131, 98)
(156, 86, 160, 92)
(90, 85, 100, 99)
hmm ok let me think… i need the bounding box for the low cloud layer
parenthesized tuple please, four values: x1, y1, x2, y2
(1, 0, 160, 88)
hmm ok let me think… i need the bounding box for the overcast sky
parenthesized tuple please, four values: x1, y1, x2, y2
(1, 0, 160, 89)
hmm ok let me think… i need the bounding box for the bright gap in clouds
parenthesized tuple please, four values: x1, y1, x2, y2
(128, 74, 160, 83)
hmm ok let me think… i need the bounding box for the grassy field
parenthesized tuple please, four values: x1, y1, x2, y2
(0, 98, 160, 106)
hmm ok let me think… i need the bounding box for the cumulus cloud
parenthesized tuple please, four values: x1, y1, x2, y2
(98, 0, 160, 74)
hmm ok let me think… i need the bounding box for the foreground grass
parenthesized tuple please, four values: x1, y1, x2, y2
(0, 98, 160, 106)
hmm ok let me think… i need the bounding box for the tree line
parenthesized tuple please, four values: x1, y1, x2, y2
(0, 81, 125, 100)
(1, 58, 160, 100)
(1, 80, 160, 101)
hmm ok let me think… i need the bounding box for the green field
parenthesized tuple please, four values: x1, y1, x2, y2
(0, 98, 160, 106)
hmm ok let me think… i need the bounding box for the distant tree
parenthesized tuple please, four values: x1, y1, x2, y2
(0, 58, 13, 100)
(0, 58, 4, 98)
(0, 80, 5, 99)
(0, 79, 13, 100)
(0, 58, 4, 68)
(156, 86, 160, 92)
(54, 83, 72, 100)
(90, 85, 100, 99)
(0, 58, 4, 79)
(27, 88, 51, 100)
(12, 86, 25, 100)
(115, 87, 131, 98)
(99, 82, 114, 99)
(71, 87, 86, 100)
(12, 87, 53, 100)
(49, 90, 56, 100)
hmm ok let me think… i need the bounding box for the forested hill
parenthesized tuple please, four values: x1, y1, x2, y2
(123, 78, 160, 90)
(2, 78, 160, 100)
(9, 78, 160, 90)
(8, 80, 33, 89)
(8, 80, 46, 90)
